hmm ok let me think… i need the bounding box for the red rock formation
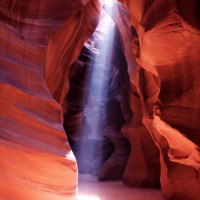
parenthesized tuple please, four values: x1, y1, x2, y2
(0, 1, 101, 199)
(119, 0, 200, 199)
(109, 3, 161, 187)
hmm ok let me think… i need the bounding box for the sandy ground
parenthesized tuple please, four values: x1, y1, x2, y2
(78, 174, 165, 200)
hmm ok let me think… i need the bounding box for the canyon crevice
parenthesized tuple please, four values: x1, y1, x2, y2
(0, 0, 200, 199)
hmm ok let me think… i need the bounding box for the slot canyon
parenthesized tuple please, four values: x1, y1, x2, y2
(0, 0, 200, 199)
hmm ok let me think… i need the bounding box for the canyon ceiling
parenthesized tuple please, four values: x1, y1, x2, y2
(0, 0, 200, 200)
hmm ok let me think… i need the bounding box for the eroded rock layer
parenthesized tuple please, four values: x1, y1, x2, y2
(0, 1, 101, 199)
(119, 0, 200, 199)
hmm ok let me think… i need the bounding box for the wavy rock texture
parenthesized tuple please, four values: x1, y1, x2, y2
(119, 0, 200, 199)
(110, 3, 161, 187)
(0, 0, 101, 199)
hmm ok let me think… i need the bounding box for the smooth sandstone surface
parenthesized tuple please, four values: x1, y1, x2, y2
(0, 1, 101, 199)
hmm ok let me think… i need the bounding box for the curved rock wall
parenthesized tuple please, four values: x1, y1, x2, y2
(0, 1, 101, 199)
(119, 0, 200, 199)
